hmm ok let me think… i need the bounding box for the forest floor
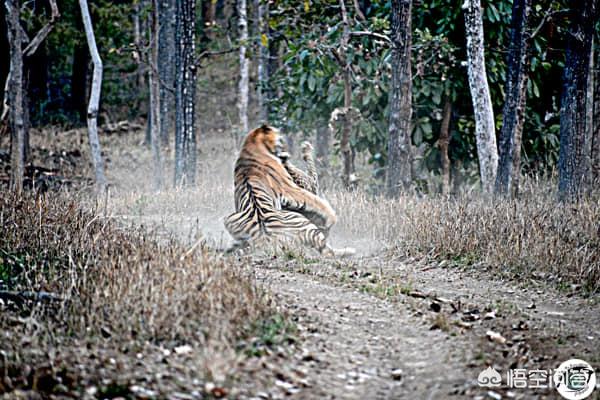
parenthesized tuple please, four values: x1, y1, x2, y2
(2, 128, 599, 400)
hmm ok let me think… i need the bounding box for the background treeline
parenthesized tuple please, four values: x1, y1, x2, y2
(1, 0, 598, 195)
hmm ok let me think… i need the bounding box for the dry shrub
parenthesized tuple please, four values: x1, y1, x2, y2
(0, 191, 269, 344)
(329, 184, 600, 293)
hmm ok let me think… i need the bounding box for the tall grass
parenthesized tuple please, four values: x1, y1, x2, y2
(329, 182, 600, 293)
(0, 191, 269, 344)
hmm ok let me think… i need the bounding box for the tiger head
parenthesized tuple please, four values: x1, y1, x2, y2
(242, 124, 286, 157)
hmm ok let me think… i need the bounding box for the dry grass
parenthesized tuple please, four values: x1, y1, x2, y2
(0, 190, 273, 396)
(328, 182, 600, 294)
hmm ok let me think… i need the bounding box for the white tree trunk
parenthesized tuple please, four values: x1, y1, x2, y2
(463, 0, 498, 192)
(79, 0, 107, 192)
(149, 0, 163, 189)
(238, 0, 249, 135)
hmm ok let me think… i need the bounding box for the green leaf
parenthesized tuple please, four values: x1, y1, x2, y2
(308, 75, 316, 91)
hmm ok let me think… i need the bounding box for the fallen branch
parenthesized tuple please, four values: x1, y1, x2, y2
(0, 290, 65, 305)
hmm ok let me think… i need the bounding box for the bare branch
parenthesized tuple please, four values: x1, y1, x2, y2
(23, 0, 60, 57)
(195, 47, 240, 67)
(530, 9, 569, 40)
(349, 30, 391, 44)
(352, 0, 366, 21)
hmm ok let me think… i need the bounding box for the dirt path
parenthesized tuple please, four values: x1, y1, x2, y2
(251, 268, 472, 399)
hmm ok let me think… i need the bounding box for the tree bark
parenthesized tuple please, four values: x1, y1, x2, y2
(79, 0, 107, 192)
(463, 0, 498, 193)
(149, 0, 164, 189)
(386, 0, 412, 197)
(585, 38, 594, 188)
(5, 0, 25, 193)
(158, 0, 175, 146)
(255, 0, 269, 122)
(495, 0, 531, 197)
(339, 0, 354, 188)
(238, 0, 249, 135)
(439, 100, 452, 195)
(558, 0, 596, 200)
(174, 0, 197, 186)
(592, 39, 600, 186)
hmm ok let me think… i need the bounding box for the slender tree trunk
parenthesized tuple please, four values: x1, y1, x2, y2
(558, 0, 596, 200)
(386, 0, 413, 197)
(149, 0, 163, 189)
(339, 0, 354, 187)
(174, 0, 197, 186)
(79, 0, 107, 192)
(585, 38, 594, 189)
(267, 25, 279, 115)
(238, 0, 249, 135)
(158, 0, 175, 146)
(495, 0, 531, 197)
(592, 39, 600, 186)
(463, 0, 498, 192)
(255, 0, 269, 122)
(5, 0, 25, 193)
(439, 100, 452, 195)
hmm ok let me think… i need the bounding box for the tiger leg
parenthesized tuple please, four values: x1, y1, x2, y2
(224, 211, 254, 253)
(264, 210, 332, 255)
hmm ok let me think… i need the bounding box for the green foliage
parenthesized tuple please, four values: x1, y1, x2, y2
(269, 0, 572, 186)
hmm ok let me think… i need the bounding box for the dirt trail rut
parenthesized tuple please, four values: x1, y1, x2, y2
(253, 268, 471, 399)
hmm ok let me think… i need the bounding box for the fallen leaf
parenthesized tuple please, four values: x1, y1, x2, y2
(486, 330, 507, 345)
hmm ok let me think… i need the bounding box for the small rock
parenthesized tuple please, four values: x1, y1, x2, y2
(487, 390, 502, 400)
(391, 368, 403, 380)
(174, 344, 193, 355)
(486, 330, 507, 345)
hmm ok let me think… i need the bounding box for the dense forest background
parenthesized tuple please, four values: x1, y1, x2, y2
(0, 0, 599, 194)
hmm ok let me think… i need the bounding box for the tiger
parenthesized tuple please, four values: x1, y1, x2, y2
(224, 124, 349, 256)
(278, 140, 319, 194)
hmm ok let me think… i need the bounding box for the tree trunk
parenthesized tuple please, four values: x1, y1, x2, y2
(79, 0, 107, 192)
(495, 0, 531, 197)
(592, 39, 600, 186)
(558, 0, 596, 200)
(585, 38, 594, 189)
(255, 0, 269, 122)
(339, 0, 354, 188)
(238, 0, 249, 135)
(149, 0, 164, 189)
(386, 0, 412, 197)
(158, 0, 175, 146)
(5, 0, 25, 193)
(267, 24, 279, 115)
(174, 0, 197, 186)
(463, 0, 498, 193)
(439, 100, 452, 195)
